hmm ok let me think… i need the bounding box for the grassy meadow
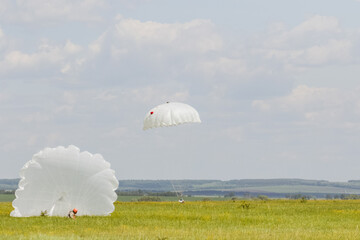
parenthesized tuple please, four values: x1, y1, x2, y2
(0, 194, 14, 202)
(1, 199, 360, 239)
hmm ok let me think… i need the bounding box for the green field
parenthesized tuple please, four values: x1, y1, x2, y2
(2, 199, 360, 239)
(0, 194, 15, 202)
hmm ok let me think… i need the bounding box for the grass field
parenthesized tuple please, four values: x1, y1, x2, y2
(0, 194, 15, 202)
(2, 199, 360, 239)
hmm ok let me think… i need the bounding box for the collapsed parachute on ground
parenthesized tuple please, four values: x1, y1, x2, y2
(143, 102, 201, 130)
(11, 145, 118, 217)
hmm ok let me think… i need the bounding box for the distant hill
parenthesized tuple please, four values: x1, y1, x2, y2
(117, 179, 360, 198)
(0, 179, 20, 190)
(3, 178, 360, 198)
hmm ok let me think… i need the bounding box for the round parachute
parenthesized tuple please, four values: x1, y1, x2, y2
(11, 145, 118, 217)
(143, 102, 201, 130)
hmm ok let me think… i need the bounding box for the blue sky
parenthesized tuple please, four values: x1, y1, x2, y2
(1, 0, 360, 181)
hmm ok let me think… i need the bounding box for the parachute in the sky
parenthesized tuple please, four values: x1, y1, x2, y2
(11, 145, 118, 217)
(143, 102, 201, 130)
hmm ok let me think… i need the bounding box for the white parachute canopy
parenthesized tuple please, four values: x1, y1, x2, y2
(11, 145, 119, 217)
(143, 102, 201, 130)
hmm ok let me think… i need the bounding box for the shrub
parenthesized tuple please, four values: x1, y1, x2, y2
(257, 195, 269, 201)
(137, 196, 161, 202)
(40, 210, 48, 217)
(240, 201, 251, 209)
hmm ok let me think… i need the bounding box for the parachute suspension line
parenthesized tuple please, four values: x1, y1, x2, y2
(170, 181, 182, 198)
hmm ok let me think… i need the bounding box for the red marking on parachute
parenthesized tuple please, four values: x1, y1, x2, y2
(150, 112, 154, 115)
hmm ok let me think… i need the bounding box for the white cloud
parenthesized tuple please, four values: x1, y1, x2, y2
(257, 15, 358, 70)
(126, 87, 190, 104)
(54, 105, 74, 115)
(89, 32, 107, 55)
(253, 85, 360, 127)
(52, 92, 77, 114)
(252, 100, 271, 112)
(300, 39, 352, 65)
(0, 40, 85, 76)
(265, 15, 341, 49)
(79, 17, 226, 87)
(49, 87, 191, 122)
(181, 15, 359, 88)
(6, 14, 353, 89)
(64, 40, 83, 54)
(62, 91, 77, 105)
(253, 85, 341, 112)
(112, 18, 222, 55)
(192, 57, 248, 78)
(95, 91, 118, 101)
(288, 15, 340, 36)
(0, 27, 7, 51)
(1, 0, 107, 22)
(265, 39, 353, 66)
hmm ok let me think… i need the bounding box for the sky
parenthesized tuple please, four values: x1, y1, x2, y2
(1, 0, 360, 181)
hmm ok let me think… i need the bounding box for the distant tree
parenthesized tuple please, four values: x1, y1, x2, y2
(116, 190, 146, 196)
(225, 192, 235, 197)
(0, 190, 15, 194)
(325, 194, 333, 199)
(334, 194, 340, 199)
(257, 195, 269, 201)
(240, 201, 251, 209)
(342, 194, 360, 200)
(243, 193, 251, 199)
(137, 196, 161, 202)
(149, 191, 177, 197)
(287, 194, 311, 200)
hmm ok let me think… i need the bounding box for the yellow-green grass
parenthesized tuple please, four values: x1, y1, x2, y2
(1, 200, 360, 239)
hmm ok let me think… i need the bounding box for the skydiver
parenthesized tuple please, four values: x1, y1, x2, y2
(68, 208, 78, 219)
